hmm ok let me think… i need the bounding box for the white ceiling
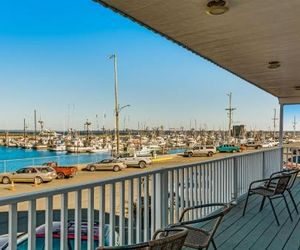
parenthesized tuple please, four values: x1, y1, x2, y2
(94, 0, 300, 104)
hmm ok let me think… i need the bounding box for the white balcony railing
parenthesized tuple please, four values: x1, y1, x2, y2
(0, 148, 282, 250)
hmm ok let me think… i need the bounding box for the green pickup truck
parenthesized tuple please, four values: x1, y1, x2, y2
(217, 144, 241, 153)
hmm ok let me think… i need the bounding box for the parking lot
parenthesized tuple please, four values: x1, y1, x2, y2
(0, 150, 255, 198)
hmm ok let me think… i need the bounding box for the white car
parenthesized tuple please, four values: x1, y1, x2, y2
(117, 153, 152, 168)
(184, 145, 217, 157)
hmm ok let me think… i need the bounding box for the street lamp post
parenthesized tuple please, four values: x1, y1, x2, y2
(109, 54, 130, 155)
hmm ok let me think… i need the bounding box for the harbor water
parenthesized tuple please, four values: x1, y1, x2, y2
(0, 146, 185, 172)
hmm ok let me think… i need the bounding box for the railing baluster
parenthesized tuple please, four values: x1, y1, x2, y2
(188, 167, 193, 219)
(109, 183, 116, 246)
(9, 203, 17, 250)
(169, 171, 174, 224)
(194, 166, 198, 207)
(174, 169, 179, 221)
(179, 168, 184, 215)
(119, 181, 125, 245)
(144, 175, 149, 241)
(184, 168, 189, 218)
(99, 185, 106, 247)
(136, 177, 142, 242)
(61, 193, 68, 250)
(75, 191, 82, 250)
(128, 179, 134, 244)
(45, 196, 53, 250)
(88, 188, 94, 250)
(150, 174, 156, 236)
(28, 200, 36, 250)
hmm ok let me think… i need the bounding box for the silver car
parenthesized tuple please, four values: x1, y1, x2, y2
(0, 166, 56, 184)
(85, 159, 126, 172)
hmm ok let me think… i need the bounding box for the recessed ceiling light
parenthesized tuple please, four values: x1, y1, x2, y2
(268, 61, 281, 69)
(206, 0, 229, 15)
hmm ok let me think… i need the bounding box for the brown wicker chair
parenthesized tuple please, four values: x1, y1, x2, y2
(171, 203, 232, 250)
(96, 227, 188, 250)
(242, 173, 293, 226)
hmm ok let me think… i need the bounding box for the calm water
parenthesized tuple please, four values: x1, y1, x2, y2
(0, 146, 185, 172)
(0, 146, 110, 172)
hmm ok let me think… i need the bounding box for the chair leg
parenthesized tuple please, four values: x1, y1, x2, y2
(211, 239, 217, 250)
(242, 192, 251, 216)
(259, 197, 266, 212)
(268, 197, 280, 226)
(282, 195, 293, 222)
(288, 189, 299, 215)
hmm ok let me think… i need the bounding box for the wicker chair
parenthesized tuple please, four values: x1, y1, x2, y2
(171, 203, 232, 250)
(96, 227, 188, 250)
(242, 173, 293, 226)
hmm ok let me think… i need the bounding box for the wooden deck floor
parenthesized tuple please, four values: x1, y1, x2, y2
(208, 178, 300, 250)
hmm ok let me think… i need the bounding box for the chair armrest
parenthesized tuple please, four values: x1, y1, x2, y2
(179, 203, 232, 223)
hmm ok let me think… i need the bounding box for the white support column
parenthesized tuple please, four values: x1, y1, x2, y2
(279, 103, 284, 169)
(279, 103, 284, 147)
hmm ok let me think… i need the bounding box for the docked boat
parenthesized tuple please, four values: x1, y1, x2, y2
(49, 143, 66, 151)
(87, 146, 110, 153)
(66, 146, 92, 153)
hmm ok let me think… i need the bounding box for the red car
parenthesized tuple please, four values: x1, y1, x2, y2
(43, 162, 78, 179)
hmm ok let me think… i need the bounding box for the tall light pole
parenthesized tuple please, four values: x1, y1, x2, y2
(109, 54, 119, 154)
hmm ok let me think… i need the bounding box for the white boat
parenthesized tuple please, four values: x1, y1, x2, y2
(136, 145, 161, 157)
(87, 147, 110, 153)
(66, 146, 92, 153)
(49, 144, 66, 151)
(33, 144, 48, 150)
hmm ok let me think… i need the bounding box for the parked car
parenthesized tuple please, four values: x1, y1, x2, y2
(243, 141, 262, 149)
(0, 166, 56, 184)
(216, 144, 240, 153)
(0, 221, 119, 249)
(85, 159, 126, 172)
(43, 161, 78, 179)
(117, 153, 152, 168)
(183, 145, 216, 157)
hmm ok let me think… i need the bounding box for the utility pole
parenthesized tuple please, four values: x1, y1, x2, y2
(23, 118, 27, 139)
(34, 110, 37, 143)
(225, 92, 236, 141)
(293, 116, 297, 138)
(272, 109, 278, 139)
(84, 119, 92, 143)
(109, 54, 120, 155)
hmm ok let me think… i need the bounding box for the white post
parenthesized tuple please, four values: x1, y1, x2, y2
(279, 103, 284, 169)
(279, 103, 284, 147)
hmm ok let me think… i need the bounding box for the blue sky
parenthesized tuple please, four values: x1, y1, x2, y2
(0, 0, 298, 131)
